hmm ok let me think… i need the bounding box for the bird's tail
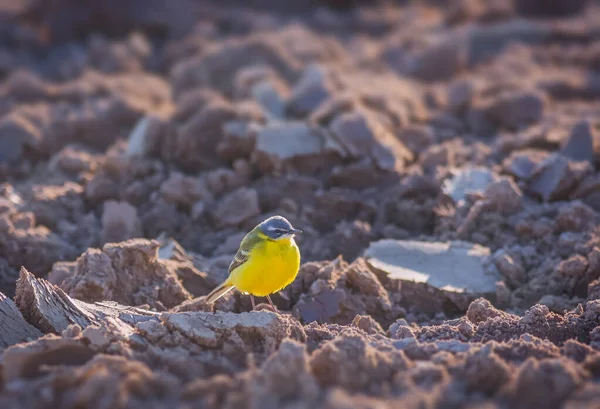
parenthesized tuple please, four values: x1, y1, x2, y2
(205, 281, 235, 303)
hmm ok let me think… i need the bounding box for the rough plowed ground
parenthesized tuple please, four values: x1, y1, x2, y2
(2, 0, 600, 408)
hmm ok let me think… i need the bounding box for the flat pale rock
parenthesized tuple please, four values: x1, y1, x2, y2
(255, 122, 330, 159)
(442, 167, 498, 203)
(126, 115, 164, 157)
(365, 240, 498, 294)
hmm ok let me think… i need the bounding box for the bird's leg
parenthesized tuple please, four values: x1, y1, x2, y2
(250, 295, 256, 310)
(266, 295, 276, 311)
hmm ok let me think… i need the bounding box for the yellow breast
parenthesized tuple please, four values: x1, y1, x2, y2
(230, 238, 300, 296)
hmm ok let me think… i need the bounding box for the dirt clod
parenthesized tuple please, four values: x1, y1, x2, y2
(60, 239, 191, 309)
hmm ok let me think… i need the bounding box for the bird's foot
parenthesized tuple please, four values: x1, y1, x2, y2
(249, 295, 278, 312)
(266, 295, 276, 310)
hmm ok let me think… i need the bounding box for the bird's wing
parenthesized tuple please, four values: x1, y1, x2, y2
(229, 248, 250, 273)
(228, 229, 261, 274)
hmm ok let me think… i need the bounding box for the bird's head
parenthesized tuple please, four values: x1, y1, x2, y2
(257, 216, 302, 241)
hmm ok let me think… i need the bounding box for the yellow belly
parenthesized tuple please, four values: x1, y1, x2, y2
(229, 239, 300, 296)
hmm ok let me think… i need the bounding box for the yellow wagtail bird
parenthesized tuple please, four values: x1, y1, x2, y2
(205, 215, 302, 310)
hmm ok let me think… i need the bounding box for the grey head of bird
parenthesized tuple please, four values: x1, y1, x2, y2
(258, 215, 302, 240)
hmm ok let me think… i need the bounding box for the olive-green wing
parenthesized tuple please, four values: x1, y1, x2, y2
(228, 230, 261, 274)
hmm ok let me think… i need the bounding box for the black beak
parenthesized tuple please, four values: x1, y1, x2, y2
(289, 228, 302, 235)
